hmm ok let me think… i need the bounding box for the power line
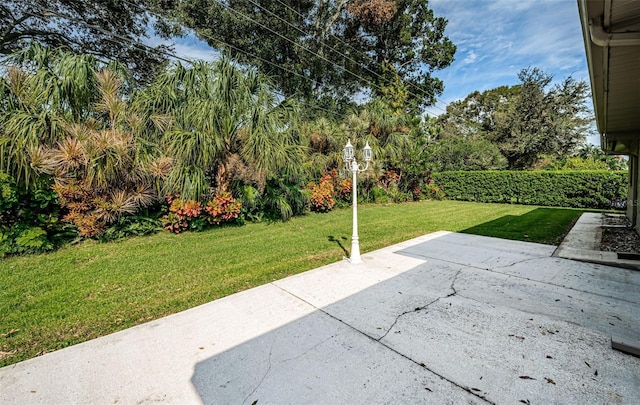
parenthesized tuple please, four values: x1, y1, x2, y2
(121, 0, 449, 115)
(23, 9, 193, 65)
(116, 3, 305, 83)
(241, 0, 391, 89)
(126, 4, 351, 119)
(27, 5, 348, 120)
(214, 0, 381, 95)
(222, 0, 447, 112)
(267, 0, 451, 112)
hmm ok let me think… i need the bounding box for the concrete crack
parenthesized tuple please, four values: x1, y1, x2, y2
(447, 268, 462, 297)
(492, 256, 542, 270)
(378, 268, 463, 342)
(402, 252, 639, 306)
(242, 335, 275, 405)
(271, 281, 493, 404)
(476, 261, 640, 305)
(280, 335, 335, 363)
(377, 296, 442, 342)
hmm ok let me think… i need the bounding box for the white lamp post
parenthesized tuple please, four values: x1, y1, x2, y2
(342, 139, 372, 264)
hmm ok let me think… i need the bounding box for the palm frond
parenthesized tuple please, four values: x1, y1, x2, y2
(148, 156, 175, 179)
(129, 185, 157, 208)
(95, 69, 125, 124)
(164, 164, 208, 201)
(95, 190, 138, 224)
(50, 137, 86, 174)
(28, 145, 56, 176)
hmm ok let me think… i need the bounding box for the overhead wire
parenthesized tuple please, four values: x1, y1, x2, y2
(123, 0, 449, 116)
(213, 0, 381, 95)
(29, 5, 348, 120)
(155, 0, 446, 116)
(33, 1, 449, 119)
(22, 8, 193, 64)
(225, 0, 448, 115)
(267, 0, 451, 114)
(112, 0, 357, 118)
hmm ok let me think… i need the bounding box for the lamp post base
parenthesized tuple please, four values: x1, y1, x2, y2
(349, 237, 362, 264)
(348, 256, 362, 264)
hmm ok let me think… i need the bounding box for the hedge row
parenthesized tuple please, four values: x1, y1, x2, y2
(432, 170, 628, 209)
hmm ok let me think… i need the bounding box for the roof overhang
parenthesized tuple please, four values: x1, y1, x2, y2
(578, 0, 640, 154)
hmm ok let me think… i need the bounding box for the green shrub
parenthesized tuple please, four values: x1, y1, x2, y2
(98, 216, 163, 242)
(14, 227, 53, 254)
(371, 186, 389, 204)
(0, 171, 19, 223)
(262, 178, 309, 221)
(1, 226, 54, 257)
(423, 179, 446, 200)
(387, 184, 412, 203)
(0, 171, 71, 257)
(432, 170, 627, 209)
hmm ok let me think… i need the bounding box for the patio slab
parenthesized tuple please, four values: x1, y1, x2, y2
(1, 231, 639, 404)
(554, 212, 640, 270)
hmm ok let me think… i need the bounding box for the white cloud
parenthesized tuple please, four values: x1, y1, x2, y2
(172, 37, 219, 62)
(429, 0, 590, 108)
(463, 50, 478, 64)
(427, 0, 597, 144)
(143, 31, 218, 63)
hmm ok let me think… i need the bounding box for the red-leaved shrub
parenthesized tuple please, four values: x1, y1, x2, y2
(308, 173, 336, 212)
(205, 191, 241, 225)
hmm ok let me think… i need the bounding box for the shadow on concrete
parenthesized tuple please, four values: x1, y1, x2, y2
(190, 232, 640, 404)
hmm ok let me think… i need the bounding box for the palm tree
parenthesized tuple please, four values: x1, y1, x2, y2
(136, 58, 305, 202)
(1, 45, 170, 236)
(0, 44, 100, 189)
(358, 100, 412, 168)
(299, 117, 348, 180)
(45, 67, 168, 236)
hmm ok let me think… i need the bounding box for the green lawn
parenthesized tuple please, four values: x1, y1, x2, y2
(0, 200, 585, 366)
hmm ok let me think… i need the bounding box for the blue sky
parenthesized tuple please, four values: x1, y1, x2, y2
(428, 0, 598, 145)
(151, 0, 598, 144)
(428, 0, 588, 107)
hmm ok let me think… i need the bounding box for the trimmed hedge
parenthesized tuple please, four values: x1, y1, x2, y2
(432, 170, 628, 209)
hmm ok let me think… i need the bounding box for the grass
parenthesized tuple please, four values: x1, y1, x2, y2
(0, 200, 586, 366)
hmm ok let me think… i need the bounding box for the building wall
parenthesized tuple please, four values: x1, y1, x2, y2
(628, 153, 639, 230)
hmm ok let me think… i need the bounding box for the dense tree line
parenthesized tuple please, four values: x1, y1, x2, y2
(2, 0, 456, 112)
(0, 1, 618, 256)
(0, 45, 441, 254)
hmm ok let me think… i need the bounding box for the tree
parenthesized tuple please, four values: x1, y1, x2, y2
(435, 68, 592, 170)
(491, 68, 591, 169)
(573, 143, 628, 171)
(351, 0, 456, 111)
(0, 44, 103, 189)
(0, 0, 179, 81)
(0, 44, 169, 236)
(299, 117, 348, 180)
(135, 58, 305, 201)
(437, 86, 519, 140)
(163, 0, 455, 111)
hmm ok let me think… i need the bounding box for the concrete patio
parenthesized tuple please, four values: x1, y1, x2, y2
(1, 214, 639, 404)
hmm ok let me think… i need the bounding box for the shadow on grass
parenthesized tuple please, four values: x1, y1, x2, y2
(460, 207, 584, 245)
(328, 235, 349, 256)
